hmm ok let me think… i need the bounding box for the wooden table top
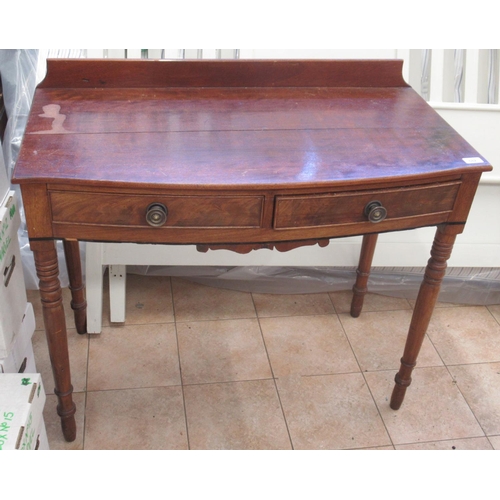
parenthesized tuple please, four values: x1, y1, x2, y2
(13, 59, 491, 190)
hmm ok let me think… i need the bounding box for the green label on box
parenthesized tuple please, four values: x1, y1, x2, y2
(0, 217, 11, 265)
(0, 412, 15, 450)
(0, 199, 16, 265)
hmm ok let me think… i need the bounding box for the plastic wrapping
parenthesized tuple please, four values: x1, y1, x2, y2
(0, 50, 83, 289)
(1, 50, 499, 304)
(126, 264, 500, 305)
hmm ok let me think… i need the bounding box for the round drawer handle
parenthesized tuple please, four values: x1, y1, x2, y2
(146, 203, 168, 227)
(364, 200, 387, 223)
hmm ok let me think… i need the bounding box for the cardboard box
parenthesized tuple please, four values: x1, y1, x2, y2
(36, 418, 49, 450)
(0, 303, 36, 374)
(0, 373, 46, 450)
(0, 146, 9, 206)
(0, 191, 28, 357)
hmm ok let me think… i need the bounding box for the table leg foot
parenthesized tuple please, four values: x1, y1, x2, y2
(390, 386, 406, 411)
(390, 225, 456, 409)
(390, 361, 415, 409)
(56, 391, 77, 442)
(350, 233, 378, 318)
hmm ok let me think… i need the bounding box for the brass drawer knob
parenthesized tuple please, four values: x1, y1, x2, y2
(146, 203, 168, 227)
(364, 200, 387, 223)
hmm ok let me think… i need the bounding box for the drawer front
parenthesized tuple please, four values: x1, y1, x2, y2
(50, 192, 264, 228)
(274, 182, 461, 229)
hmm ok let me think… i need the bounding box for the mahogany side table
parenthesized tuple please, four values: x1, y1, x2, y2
(12, 59, 492, 442)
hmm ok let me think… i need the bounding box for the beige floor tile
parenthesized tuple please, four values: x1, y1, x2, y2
(277, 373, 391, 450)
(487, 304, 500, 324)
(329, 290, 411, 314)
(365, 367, 484, 445)
(105, 274, 174, 326)
(43, 392, 86, 450)
(259, 315, 359, 377)
(339, 310, 443, 372)
(87, 323, 180, 391)
(253, 292, 335, 317)
(184, 380, 291, 450)
(395, 437, 493, 450)
(177, 318, 272, 385)
(84, 387, 188, 450)
(448, 362, 500, 436)
(172, 278, 256, 322)
(487, 435, 500, 449)
(426, 306, 500, 365)
(32, 328, 89, 395)
(31, 272, 500, 451)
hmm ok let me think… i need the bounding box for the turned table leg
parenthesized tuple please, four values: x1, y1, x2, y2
(63, 239, 87, 334)
(31, 240, 77, 442)
(390, 225, 456, 410)
(350, 233, 378, 318)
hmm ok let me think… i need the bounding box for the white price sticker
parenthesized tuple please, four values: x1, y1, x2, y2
(462, 157, 484, 164)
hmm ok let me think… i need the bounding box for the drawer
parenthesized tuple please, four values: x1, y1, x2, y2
(274, 181, 461, 229)
(50, 192, 264, 228)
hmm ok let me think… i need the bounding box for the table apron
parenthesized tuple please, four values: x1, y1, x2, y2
(50, 212, 455, 245)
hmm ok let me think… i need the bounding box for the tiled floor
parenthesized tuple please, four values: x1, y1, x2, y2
(28, 273, 500, 450)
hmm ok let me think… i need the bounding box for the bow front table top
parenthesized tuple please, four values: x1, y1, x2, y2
(12, 59, 492, 442)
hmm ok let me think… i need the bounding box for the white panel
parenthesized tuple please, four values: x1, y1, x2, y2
(464, 49, 480, 103)
(109, 265, 126, 323)
(441, 50, 456, 102)
(184, 49, 200, 59)
(147, 49, 163, 59)
(406, 49, 424, 94)
(107, 49, 126, 59)
(125, 49, 142, 59)
(85, 242, 104, 334)
(239, 49, 255, 58)
(86, 49, 105, 58)
(202, 49, 217, 59)
(161, 49, 184, 59)
(242, 49, 398, 59)
(494, 49, 500, 104)
(476, 50, 491, 103)
(100, 238, 361, 267)
(218, 49, 238, 59)
(429, 49, 445, 102)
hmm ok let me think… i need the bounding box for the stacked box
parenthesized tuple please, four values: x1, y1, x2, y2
(36, 419, 49, 450)
(0, 144, 9, 206)
(0, 303, 37, 374)
(0, 191, 28, 358)
(0, 373, 47, 450)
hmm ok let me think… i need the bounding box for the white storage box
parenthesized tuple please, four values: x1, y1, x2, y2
(0, 147, 9, 206)
(0, 191, 28, 358)
(0, 303, 37, 374)
(0, 373, 46, 450)
(36, 418, 49, 450)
